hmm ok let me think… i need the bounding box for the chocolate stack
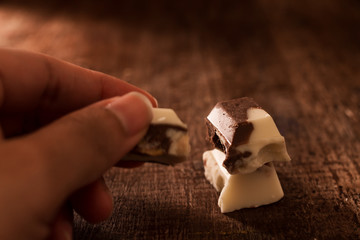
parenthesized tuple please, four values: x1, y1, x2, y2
(202, 97, 291, 213)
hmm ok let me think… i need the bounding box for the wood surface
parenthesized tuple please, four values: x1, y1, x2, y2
(1, 0, 359, 239)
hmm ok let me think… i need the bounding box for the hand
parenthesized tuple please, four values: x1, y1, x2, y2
(0, 48, 157, 240)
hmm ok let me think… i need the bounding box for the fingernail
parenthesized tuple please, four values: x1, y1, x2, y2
(106, 92, 153, 136)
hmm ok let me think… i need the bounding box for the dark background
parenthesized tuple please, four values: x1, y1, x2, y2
(0, 0, 359, 239)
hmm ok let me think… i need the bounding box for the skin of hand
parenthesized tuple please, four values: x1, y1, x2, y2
(0, 48, 157, 240)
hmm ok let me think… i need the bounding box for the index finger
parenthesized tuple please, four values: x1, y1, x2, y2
(0, 48, 157, 115)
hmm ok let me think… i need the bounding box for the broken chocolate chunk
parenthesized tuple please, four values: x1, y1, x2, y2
(206, 97, 290, 174)
(123, 108, 190, 165)
(206, 97, 259, 149)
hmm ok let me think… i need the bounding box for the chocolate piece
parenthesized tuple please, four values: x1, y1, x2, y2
(206, 97, 259, 150)
(123, 108, 190, 165)
(203, 149, 284, 213)
(206, 97, 290, 174)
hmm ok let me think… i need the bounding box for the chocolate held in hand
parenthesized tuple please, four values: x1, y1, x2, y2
(206, 97, 290, 174)
(123, 108, 190, 165)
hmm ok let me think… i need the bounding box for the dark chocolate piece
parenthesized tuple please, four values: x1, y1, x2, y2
(132, 124, 187, 157)
(206, 97, 260, 173)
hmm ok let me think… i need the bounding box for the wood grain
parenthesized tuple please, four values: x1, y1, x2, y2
(0, 0, 359, 239)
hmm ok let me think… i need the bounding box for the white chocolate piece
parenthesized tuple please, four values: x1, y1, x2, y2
(152, 108, 187, 129)
(166, 128, 190, 156)
(207, 106, 290, 174)
(152, 108, 190, 157)
(203, 149, 284, 213)
(232, 108, 290, 173)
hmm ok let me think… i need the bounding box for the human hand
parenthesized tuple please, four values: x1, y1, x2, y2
(0, 48, 157, 240)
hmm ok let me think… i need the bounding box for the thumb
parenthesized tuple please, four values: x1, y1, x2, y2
(7, 91, 153, 202)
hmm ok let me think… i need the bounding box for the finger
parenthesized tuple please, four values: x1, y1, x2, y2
(48, 203, 73, 240)
(0, 92, 153, 211)
(71, 178, 113, 224)
(0, 47, 157, 115)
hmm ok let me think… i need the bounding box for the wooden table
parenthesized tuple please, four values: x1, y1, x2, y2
(1, 0, 359, 239)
